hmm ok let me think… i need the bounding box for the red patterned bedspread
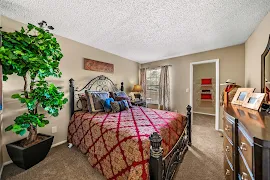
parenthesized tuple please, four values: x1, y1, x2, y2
(68, 106, 186, 180)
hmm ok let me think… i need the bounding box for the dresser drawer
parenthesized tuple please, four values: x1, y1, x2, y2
(238, 127, 253, 173)
(224, 135, 233, 166)
(239, 152, 253, 180)
(224, 155, 234, 180)
(223, 117, 233, 142)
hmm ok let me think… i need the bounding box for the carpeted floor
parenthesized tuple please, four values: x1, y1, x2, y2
(2, 114, 224, 180)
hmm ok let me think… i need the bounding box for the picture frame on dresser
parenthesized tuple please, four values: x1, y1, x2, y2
(231, 88, 255, 106)
(242, 93, 265, 111)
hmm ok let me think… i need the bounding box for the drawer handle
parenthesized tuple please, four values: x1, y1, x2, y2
(225, 146, 230, 152)
(240, 142, 247, 151)
(241, 172, 248, 180)
(225, 125, 230, 131)
(225, 169, 230, 176)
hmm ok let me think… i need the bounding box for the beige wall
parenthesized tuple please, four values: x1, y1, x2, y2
(193, 63, 216, 114)
(141, 44, 245, 129)
(245, 12, 270, 92)
(193, 63, 216, 80)
(1, 16, 139, 163)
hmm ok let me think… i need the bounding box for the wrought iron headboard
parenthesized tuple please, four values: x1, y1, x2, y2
(69, 75, 123, 118)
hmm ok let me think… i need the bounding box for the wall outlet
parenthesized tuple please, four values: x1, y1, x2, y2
(52, 126, 57, 134)
(174, 110, 178, 113)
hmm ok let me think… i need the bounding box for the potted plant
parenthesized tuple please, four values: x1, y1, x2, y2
(0, 21, 68, 169)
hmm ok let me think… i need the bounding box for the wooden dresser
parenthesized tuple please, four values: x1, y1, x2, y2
(223, 104, 270, 180)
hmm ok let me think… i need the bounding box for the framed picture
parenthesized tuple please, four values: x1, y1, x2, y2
(84, 58, 114, 73)
(242, 93, 265, 111)
(231, 88, 255, 105)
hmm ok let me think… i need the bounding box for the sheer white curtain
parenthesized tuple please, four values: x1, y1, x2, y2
(159, 66, 171, 110)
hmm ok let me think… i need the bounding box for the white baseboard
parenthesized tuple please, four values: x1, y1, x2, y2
(3, 160, 12, 166)
(193, 111, 215, 116)
(217, 129, 224, 137)
(0, 164, 3, 179)
(2, 140, 68, 168)
(51, 140, 67, 148)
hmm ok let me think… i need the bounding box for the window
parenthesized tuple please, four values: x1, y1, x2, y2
(146, 68, 161, 104)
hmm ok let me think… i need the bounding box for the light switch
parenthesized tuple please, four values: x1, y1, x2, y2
(52, 126, 57, 133)
(186, 88, 189, 93)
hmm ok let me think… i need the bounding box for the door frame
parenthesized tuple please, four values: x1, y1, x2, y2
(190, 59, 220, 131)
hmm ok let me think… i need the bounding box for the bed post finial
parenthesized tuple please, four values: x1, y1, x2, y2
(186, 105, 192, 146)
(69, 78, 75, 119)
(69, 78, 74, 87)
(149, 132, 163, 180)
(120, 82, 124, 91)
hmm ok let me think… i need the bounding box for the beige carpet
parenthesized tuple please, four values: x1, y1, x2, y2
(2, 114, 224, 180)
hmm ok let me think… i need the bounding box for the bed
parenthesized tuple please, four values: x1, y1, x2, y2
(68, 75, 192, 180)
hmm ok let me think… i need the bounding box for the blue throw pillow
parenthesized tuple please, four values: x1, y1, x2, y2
(119, 100, 129, 111)
(102, 98, 114, 112)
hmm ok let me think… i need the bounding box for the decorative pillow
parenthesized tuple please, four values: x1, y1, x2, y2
(114, 91, 133, 108)
(111, 101, 121, 113)
(85, 90, 109, 112)
(111, 100, 129, 113)
(120, 100, 129, 111)
(78, 94, 88, 111)
(109, 92, 116, 99)
(115, 96, 132, 108)
(114, 91, 128, 97)
(101, 98, 114, 113)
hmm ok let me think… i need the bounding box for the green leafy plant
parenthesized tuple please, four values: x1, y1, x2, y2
(0, 21, 68, 146)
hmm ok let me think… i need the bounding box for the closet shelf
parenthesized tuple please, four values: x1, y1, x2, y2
(199, 99, 214, 102)
(194, 77, 216, 109)
(200, 92, 213, 94)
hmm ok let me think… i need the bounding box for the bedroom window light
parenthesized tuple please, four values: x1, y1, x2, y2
(146, 68, 161, 104)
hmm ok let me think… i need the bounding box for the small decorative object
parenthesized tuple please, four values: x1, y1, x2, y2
(84, 58, 114, 73)
(242, 93, 265, 111)
(231, 88, 255, 105)
(0, 21, 68, 169)
(220, 79, 240, 105)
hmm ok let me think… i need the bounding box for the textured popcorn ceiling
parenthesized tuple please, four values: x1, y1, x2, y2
(1, 0, 270, 63)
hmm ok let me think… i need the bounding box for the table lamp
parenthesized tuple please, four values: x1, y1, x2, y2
(132, 85, 142, 100)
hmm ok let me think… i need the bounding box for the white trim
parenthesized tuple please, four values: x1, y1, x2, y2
(2, 140, 68, 167)
(218, 129, 224, 132)
(51, 140, 67, 148)
(0, 164, 3, 178)
(190, 59, 220, 131)
(3, 160, 12, 166)
(193, 111, 215, 116)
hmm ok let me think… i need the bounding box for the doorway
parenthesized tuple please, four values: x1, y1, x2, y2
(190, 59, 219, 130)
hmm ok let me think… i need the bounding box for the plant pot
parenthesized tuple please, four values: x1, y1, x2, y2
(6, 133, 54, 170)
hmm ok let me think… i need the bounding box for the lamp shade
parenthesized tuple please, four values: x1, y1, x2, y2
(132, 85, 143, 92)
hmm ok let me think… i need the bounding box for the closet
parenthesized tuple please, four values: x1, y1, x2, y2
(193, 63, 216, 115)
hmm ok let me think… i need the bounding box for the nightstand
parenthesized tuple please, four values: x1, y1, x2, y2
(131, 100, 146, 107)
